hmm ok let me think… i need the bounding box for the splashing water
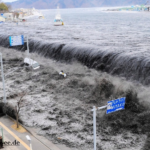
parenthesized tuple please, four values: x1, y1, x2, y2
(0, 8, 150, 85)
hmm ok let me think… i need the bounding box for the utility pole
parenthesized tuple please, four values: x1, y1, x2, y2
(0, 53, 6, 103)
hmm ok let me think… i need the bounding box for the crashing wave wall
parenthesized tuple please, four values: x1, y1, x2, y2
(0, 35, 150, 85)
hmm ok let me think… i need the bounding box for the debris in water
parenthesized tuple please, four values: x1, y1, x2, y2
(59, 70, 66, 77)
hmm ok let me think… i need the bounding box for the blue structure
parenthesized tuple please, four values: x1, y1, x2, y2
(9, 35, 24, 46)
(106, 97, 126, 114)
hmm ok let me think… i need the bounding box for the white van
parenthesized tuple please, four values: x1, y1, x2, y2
(24, 58, 40, 70)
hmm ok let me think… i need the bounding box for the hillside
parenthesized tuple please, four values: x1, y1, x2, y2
(11, 0, 148, 9)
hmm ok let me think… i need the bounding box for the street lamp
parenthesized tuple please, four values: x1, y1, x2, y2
(26, 135, 32, 150)
(0, 53, 6, 103)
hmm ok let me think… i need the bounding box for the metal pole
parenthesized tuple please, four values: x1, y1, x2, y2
(98, 105, 107, 110)
(27, 36, 29, 57)
(91, 105, 109, 150)
(0, 54, 6, 103)
(93, 106, 96, 150)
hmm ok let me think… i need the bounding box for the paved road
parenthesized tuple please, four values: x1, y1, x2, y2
(0, 115, 60, 150)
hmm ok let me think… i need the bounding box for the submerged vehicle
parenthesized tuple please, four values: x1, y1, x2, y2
(24, 58, 40, 70)
(54, 6, 64, 26)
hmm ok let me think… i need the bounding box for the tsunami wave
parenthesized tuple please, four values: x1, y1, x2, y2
(0, 34, 150, 85)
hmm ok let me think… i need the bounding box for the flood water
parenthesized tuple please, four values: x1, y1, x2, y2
(1, 8, 150, 85)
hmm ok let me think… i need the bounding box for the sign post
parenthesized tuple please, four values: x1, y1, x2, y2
(0, 53, 6, 104)
(9, 35, 30, 57)
(23, 35, 30, 58)
(106, 97, 126, 114)
(93, 106, 96, 150)
(26, 36, 29, 56)
(9, 35, 24, 46)
(91, 97, 126, 150)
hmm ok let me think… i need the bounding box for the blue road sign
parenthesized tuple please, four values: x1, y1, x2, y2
(9, 35, 24, 46)
(106, 97, 126, 114)
(1, 13, 3, 16)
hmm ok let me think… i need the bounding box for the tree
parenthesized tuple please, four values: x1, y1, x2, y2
(0, 3, 8, 11)
(0, 0, 11, 12)
(15, 91, 27, 128)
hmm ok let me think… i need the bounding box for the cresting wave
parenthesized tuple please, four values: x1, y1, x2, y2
(0, 34, 150, 85)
